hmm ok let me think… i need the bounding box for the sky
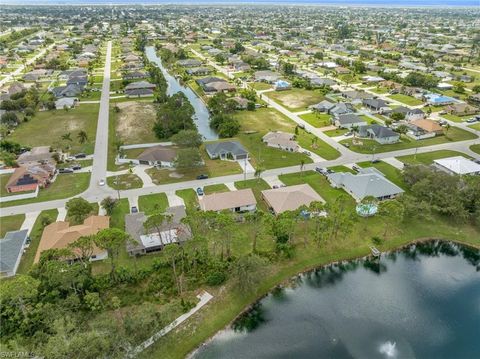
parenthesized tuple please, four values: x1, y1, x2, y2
(2, 0, 480, 7)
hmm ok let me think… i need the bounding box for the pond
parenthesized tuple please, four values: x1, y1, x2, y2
(144, 46, 218, 141)
(194, 241, 480, 359)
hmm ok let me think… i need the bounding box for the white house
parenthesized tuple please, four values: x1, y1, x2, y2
(433, 156, 480, 175)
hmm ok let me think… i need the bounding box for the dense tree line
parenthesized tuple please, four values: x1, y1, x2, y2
(207, 93, 241, 138)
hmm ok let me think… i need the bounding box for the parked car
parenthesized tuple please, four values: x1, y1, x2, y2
(98, 179, 105, 186)
(196, 174, 209, 180)
(326, 168, 335, 174)
(196, 187, 204, 196)
(131, 206, 138, 214)
(75, 153, 87, 159)
(303, 150, 311, 156)
(58, 168, 73, 174)
(71, 165, 82, 171)
(352, 165, 361, 172)
(272, 185, 279, 189)
(343, 143, 350, 148)
(315, 167, 328, 175)
(466, 118, 477, 123)
(371, 159, 380, 164)
(344, 132, 353, 137)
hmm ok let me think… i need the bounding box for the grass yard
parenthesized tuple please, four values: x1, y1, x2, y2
(113, 101, 158, 144)
(328, 165, 355, 173)
(203, 184, 230, 195)
(397, 150, 472, 165)
(265, 88, 324, 112)
(0, 173, 90, 208)
(341, 128, 477, 154)
(388, 94, 423, 106)
(110, 198, 130, 230)
(442, 114, 473, 123)
(296, 129, 341, 160)
(16, 209, 58, 274)
(279, 170, 355, 208)
(299, 113, 332, 128)
(469, 123, 480, 131)
(138, 193, 169, 214)
(176, 189, 198, 212)
(357, 161, 407, 190)
(249, 82, 272, 91)
(9, 104, 99, 154)
(323, 128, 349, 137)
(471, 144, 480, 155)
(234, 179, 271, 211)
(371, 87, 390, 94)
(107, 174, 143, 190)
(0, 214, 25, 237)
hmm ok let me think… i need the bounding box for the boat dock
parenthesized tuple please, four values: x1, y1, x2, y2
(370, 246, 381, 257)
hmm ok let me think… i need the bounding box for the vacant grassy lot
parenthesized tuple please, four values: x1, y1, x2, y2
(234, 178, 270, 211)
(138, 193, 169, 214)
(176, 189, 198, 212)
(266, 88, 324, 112)
(388, 94, 423, 106)
(397, 150, 471, 165)
(16, 209, 58, 274)
(203, 184, 230, 195)
(341, 128, 477, 154)
(249, 82, 272, 91)
(296, 129, 341, 160)
(323, 128, 349, 137)
(107, 174, 143, 190)
(110, 198, 130, 230)
(1, 173, 90, 208)
(299, 113, 332, 128)
(113, 101, 158, 144)
(0, 214, 25, 237)
(9, 104, 99, 154)
(442, 114, 472, 123)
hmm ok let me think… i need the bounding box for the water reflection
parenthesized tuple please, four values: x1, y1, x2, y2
(196, 241, 480, 359)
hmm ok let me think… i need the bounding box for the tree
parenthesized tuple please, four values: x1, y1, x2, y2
(378, 200, 405, 238)
(390, 112, 405, 121)
(309, 201, 328, 246)
(232, 254, 266, 294)
(161, 244, 183, 294)
(452, 81, 465, 94)
(472, 84, 480, 93)
(254, 166, 265, 182)
(65, 198, 94, 225)
(0, 112, 19, 127)
(421, 53, 436, 71)
(100, 196, 118, 216)
(174, 147, 203, 171)
(300, 159, 305, 176)
(94, 228, 131, 280)
(171, 130, 203, 148)
(61, 132, 72, 142)
(77, 130, 88, 144)
(244, 210, 268, 253)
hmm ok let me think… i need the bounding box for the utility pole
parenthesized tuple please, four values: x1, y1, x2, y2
(115, 174, 120, 200)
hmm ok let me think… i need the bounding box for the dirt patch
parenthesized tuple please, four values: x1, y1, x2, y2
(115, 101, 158, 144)
(275, 93, 309, 109)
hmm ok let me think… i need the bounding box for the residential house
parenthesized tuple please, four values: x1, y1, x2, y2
(231, 96, 249, 110)
(17, 146, 54, 166)
(178, 59, 202, 67)
(203, 81, 236, 93)
(261, 184, 324, 215)
(310, 100, 335, 113)
(407, 119, 443, 140)
(445, 103, 478, 116)
(199, 189, 257, 212)
(35, 216, 110, 263)
(205, 141, 249, 160)
(136, 145, 177, 167)
(51, 84, 83, 98)
(327, 167, 404, 202)
(55, 97, 77, 110)
(262, 131, 299, 152)
(0, 229, 29, 277)
(358, 124, 400, 144)
(186, 67, 211, 76)
(388, 106, 425, 121)
(334, 114, 367, 129)
(254, 70, 281, 83)
(5, 163, 55, 193)
(433, 156, 480, 175)
(424, 93, 455, 106)
(329, 102, 355, 118)
(123, 71, 148, 81)
(362, 98, 390, 113)
(126, 206, 191, 256)
(341, 90, 372, 103)
(124, 81, 156, 97)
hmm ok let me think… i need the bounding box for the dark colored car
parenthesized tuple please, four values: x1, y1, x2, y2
(371, 159, 380, 164)
(196, 174, 209, 180)
(131, 206, 138, 213)
(75, 153, 87, 159)
(71, 165, 82, 170)
(58, 168, 74, 173)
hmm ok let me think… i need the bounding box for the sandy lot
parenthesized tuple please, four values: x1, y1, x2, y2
(115, 101, 158, 144)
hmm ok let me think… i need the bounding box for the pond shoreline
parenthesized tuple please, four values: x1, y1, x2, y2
(186, 236, 480, 358)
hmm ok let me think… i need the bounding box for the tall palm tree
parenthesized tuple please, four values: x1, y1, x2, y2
(300, 159, 305, 176)
(77, 130, 88, 144)
(254, 166, 264, 182)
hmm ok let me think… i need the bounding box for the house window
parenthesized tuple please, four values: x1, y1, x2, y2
(234, 207, 240, 212)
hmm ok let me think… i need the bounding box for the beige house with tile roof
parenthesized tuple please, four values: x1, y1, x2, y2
(261, 184, 324, 215)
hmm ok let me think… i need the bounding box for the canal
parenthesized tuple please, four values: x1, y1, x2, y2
(145, 46, 218, 140)
(195, 241, 480, 359)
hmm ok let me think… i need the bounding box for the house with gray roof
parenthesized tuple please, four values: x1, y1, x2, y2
(334, 114, 367, 129)
(51, 84, 83, 98)
(327, 168, 404, 202)
(0, 229, 28, 277)
(205, 141, 249, 160)
(362, 98, 390, 113)
(329, 102, 355, 118)
(358, 124, 400, 144)
(310, 100, 335, 113)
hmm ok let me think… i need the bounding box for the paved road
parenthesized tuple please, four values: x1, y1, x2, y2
(87, 40, 112, 194)
(0, 43, 56, 87)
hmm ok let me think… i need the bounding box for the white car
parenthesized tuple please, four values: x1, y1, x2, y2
(98, 179, 105, 186)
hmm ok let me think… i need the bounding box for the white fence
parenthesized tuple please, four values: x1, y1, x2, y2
(0, 168, 15, 175)
(0, 186, 39, 203)
(119, 142, 172, 150)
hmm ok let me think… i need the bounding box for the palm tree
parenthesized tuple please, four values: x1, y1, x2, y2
(254, 166, 264, 182)
(61, 132, 72, 141)
(300, 159, 305, 176)
(351, 125, 359, 138)
(77, 130, 88, 144)
(444, 123, 451, 138)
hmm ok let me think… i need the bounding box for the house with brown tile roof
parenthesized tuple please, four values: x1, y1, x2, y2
(34, 216, 110, 263)
(261, 184, 324, 215)
(199, 189, 256, 212)
(5, 163, 55, 193)
(408, 119, 444, 140)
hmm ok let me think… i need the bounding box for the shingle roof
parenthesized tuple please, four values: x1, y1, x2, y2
(205, 141, 248, 158)
(199, 189, 256, 211)
(0, 229, 28, 275)
(261, 184, 324, 214)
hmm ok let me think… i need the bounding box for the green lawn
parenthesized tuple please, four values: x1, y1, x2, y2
(234, 179, 271, 211)
(469, 123, 480, 131)
(471, 144, 480, 155)
(9, 104, 99, 154)
(0, 214, 25, 237)
(16, 209, 58, 274)
(249, 82, 272, 91)
(323, 128, 349, 137)
(327, 165, 355, 173)
(442, 114, 472, 123)
(110, 198, 130, 230)
(296, 129, 341, 160)
(138, 193, 169, 214)
(397, 150, 472, 165)
(107, 174, 143, 190)
(279, 170, 355, 208)
(388, 94, 423, 106)
(203, 184, 230, 195)
(341, 128, 477, 154)
(265, 88, 324, 112)
(371, 87, 389, 94)
(299, 113, 332, 128)
(1, 173, 90, 208)
(357, 161, 407, 190)
(175, 189, 198, 212)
